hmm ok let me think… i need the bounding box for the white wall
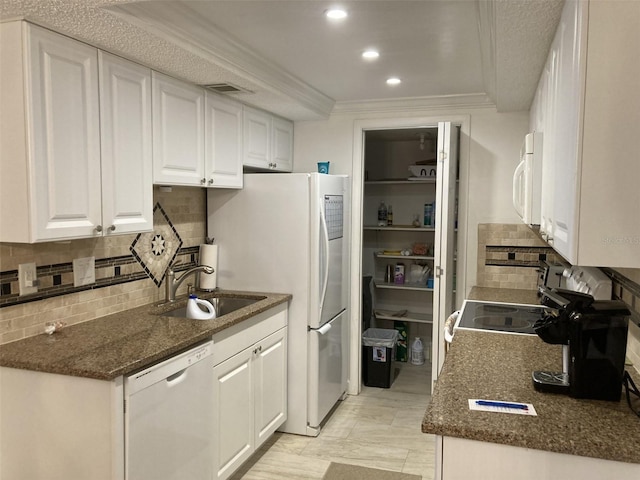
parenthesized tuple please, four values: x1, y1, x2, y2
(293, 107, 530, 291)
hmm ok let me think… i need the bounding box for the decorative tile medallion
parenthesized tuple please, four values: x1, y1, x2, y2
(130, 203, 183, 286)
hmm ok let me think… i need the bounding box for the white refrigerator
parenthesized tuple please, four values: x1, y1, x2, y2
(207, 173, 350, 436)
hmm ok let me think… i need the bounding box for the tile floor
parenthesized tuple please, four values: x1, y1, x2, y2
(230, 362, 435, 480)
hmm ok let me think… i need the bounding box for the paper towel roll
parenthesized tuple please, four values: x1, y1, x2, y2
(199, 244, 218, 291)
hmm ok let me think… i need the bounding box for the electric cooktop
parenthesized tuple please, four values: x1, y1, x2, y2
(455, 300, 550, 335)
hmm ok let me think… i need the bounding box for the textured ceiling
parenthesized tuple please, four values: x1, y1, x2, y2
(0, 0, 563, 120)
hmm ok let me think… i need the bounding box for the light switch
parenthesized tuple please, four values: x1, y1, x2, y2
(18, 262, 38, 296)
(73, 256, 96, 287)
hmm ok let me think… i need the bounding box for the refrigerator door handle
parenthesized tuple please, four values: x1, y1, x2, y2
(319, 203, 330, 315)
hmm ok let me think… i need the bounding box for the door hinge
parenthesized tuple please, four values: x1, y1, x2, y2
(439, 151, 447, 162)
(435, 266, 443, 277)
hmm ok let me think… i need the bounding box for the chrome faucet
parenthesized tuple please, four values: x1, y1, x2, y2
(164, 263, 214, 303)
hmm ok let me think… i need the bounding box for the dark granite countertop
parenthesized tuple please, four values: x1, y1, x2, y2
(0, 290, 290, 380)
(422, 287, 640, 465)
(467, 286, 540, 305)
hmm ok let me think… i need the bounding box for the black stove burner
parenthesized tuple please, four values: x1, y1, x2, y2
(457, 300, 549, 335)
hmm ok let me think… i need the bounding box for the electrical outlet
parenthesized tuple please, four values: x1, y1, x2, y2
(73, 256, 96, 287)
(18, 262, 38, 296)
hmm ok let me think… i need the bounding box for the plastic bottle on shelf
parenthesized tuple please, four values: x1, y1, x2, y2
(387, 204, 393, 226)
(186, 294, 216, 320)
(411, 337, 425, 365)
(423, 203, 433, 227)
(377, 202, 388, 226)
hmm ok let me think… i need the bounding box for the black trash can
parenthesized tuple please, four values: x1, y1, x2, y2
(362, 328, 399, 388)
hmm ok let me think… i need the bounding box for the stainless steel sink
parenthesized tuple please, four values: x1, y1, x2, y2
(160, 296, 262, 319)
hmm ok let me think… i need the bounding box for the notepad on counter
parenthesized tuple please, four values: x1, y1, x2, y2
(469, 399, 537, 416)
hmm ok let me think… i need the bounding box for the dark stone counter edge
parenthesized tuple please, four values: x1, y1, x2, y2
(0, 290, 291, 381)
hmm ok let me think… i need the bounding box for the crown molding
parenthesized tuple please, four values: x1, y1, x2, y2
(107, 2, 335, 118)
(331, 93, 495, 116)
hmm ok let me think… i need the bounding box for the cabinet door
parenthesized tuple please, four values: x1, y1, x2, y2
(253, 327, 288, 448)
(152, 72, 205, 186)
(271, 116, 294, 172)
(205, 93, 243, 188)
(28, 24, 102, 241)
(549, 0, 586, 261)
(539, 46, 559, 242)
(99, 51, 153, 234)
(212, 347, 254, 480)
(243, 106, 271, 169)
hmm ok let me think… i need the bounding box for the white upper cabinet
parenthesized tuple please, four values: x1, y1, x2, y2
(152, 71, 206, 186)
(0, 22, 99, 242)
(205, 93, 243, 189)
(243, 106, 293, 172)
(531, 0, 640, 268)
(99, 51, 153, 234)
(0, 22, 154, 242)
(271, 116, 294, 172)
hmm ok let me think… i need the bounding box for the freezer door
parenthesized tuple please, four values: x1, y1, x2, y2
(307, 309, 348, 430)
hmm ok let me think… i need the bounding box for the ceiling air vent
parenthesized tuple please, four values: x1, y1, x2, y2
(203, 83, 253, 95)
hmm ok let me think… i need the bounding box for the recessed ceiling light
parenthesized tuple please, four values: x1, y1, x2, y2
(386, 77, 401, 86)
(362, 50, 380, 60)
(325, 9, 348, 20)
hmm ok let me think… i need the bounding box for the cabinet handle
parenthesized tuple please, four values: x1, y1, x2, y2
(547, 237, 554, 246)
(208, 178, 214, 185)
(200, 178, 206, 185)
(95, 225, 103, 233)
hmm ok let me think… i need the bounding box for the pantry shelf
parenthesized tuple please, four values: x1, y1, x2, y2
(374, 309, 433, 325)
(365, 179, 437, 185)
(375, 253, 434, 261)
(363, 225, 435, 232)
(373, 280, 432, 292)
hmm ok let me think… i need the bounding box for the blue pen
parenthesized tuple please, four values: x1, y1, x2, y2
(476, 400, 528, 410)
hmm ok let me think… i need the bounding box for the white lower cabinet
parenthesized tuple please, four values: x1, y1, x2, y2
(211, 303, 288, 480)
(436, 436, 640, 480)
(0, 368, 125, 480)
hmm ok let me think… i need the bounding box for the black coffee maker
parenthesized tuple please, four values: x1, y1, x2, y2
(533, 287, 630, 401)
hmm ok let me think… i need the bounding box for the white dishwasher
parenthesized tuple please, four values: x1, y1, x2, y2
(125, 340, 214, 480)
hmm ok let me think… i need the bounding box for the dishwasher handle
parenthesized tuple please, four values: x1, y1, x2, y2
(166, 368, 188, 387)
(125, 341, 213, 395)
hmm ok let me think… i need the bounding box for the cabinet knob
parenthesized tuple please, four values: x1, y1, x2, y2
(108, 225, 116, 232)
(200, 178, 206, 185)
(95, 225, 103, 233)
(208, 178, 214, 185)
(547, 237, 554, 246)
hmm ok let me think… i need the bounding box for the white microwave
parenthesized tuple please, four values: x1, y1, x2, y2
(512, 132, 543, 226)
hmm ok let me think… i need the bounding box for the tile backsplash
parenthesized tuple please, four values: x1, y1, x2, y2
(477, 223, 564, 290)
(0, 187, 207, 344)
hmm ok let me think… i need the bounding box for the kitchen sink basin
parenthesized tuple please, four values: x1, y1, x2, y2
(160, 296, 262, 319)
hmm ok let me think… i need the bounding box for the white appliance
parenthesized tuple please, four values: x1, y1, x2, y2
(562, 266, 612, 300)
(207, 173, 350, 436)
(124, 341, 214, 480)
(513, 132, 543, 225)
